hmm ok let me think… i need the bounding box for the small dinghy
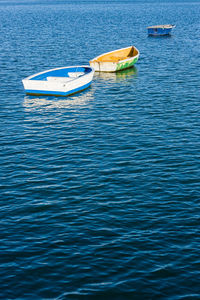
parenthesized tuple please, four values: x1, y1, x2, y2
(22, 66, 94, 96)
(89, 46, 139, 72)
(147, 24, 176, 36)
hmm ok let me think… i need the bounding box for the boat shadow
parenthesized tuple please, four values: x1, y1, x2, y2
(94, 66, 138, 82)
(23, 87, 95, 111)
(148, 34, 173, 39)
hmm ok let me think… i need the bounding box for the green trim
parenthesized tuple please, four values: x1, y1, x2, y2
(116, 57, 138, 71)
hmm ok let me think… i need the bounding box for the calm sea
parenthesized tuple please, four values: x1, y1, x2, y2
(0, 0, 200, 299)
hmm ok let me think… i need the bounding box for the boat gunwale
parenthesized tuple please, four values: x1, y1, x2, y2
(89, 46, 139, 64)
(23, 65, 94, 81)
(147, 24, 175, 29)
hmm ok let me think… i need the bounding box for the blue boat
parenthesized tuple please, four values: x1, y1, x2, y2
(147, 24, 175, 36)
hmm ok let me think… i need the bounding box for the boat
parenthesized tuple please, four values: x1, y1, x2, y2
(147, 24, 176, 36)
(22, 66, 95, 96)
(89, 46, 139, 72)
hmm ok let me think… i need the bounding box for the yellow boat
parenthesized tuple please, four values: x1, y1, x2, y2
(89, 46, 139, 72)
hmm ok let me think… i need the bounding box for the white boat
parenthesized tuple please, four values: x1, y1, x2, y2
(22, 66, 95, 96)
(89, 46, 139, 72)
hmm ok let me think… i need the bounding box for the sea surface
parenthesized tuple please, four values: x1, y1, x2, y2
(0, 0, 200, 299)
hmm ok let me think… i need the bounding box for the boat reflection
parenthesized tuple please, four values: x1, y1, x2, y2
(94, 66, 138, 82)
(148, 34, 172, 39)
(23, 87, 95, 111)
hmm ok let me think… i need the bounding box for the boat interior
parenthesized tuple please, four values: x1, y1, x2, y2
(30, 67, 91, 81)
(147, 24, 175, 29)
(93, 46, 138, 62)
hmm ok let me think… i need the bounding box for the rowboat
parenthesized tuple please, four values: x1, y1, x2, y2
(147, 24, 176, 36)
(89, 46, 139, 72)
(22, 66, 94, 96)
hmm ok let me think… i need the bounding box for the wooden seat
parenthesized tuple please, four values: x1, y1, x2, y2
(47, 76, 72, 82)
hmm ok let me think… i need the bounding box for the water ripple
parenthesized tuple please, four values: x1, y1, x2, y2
(0, 1, 200, 299)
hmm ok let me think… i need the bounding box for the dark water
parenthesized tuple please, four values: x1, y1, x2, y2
(0, 0, 200, 299)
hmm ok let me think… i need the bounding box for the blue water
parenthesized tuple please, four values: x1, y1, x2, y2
(0, 0, 200, 299)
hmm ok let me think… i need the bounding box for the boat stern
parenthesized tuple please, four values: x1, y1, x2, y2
(89, 60, 117, 72)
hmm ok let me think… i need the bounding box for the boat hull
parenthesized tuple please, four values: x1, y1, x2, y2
(147, 25, 175, 36)
(22, 66, 94, 97)
(148, 28, 172, 36)
(23, 81, 92, 97)
(89, 46, 139, 72)
(90, 56, 139, 72)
